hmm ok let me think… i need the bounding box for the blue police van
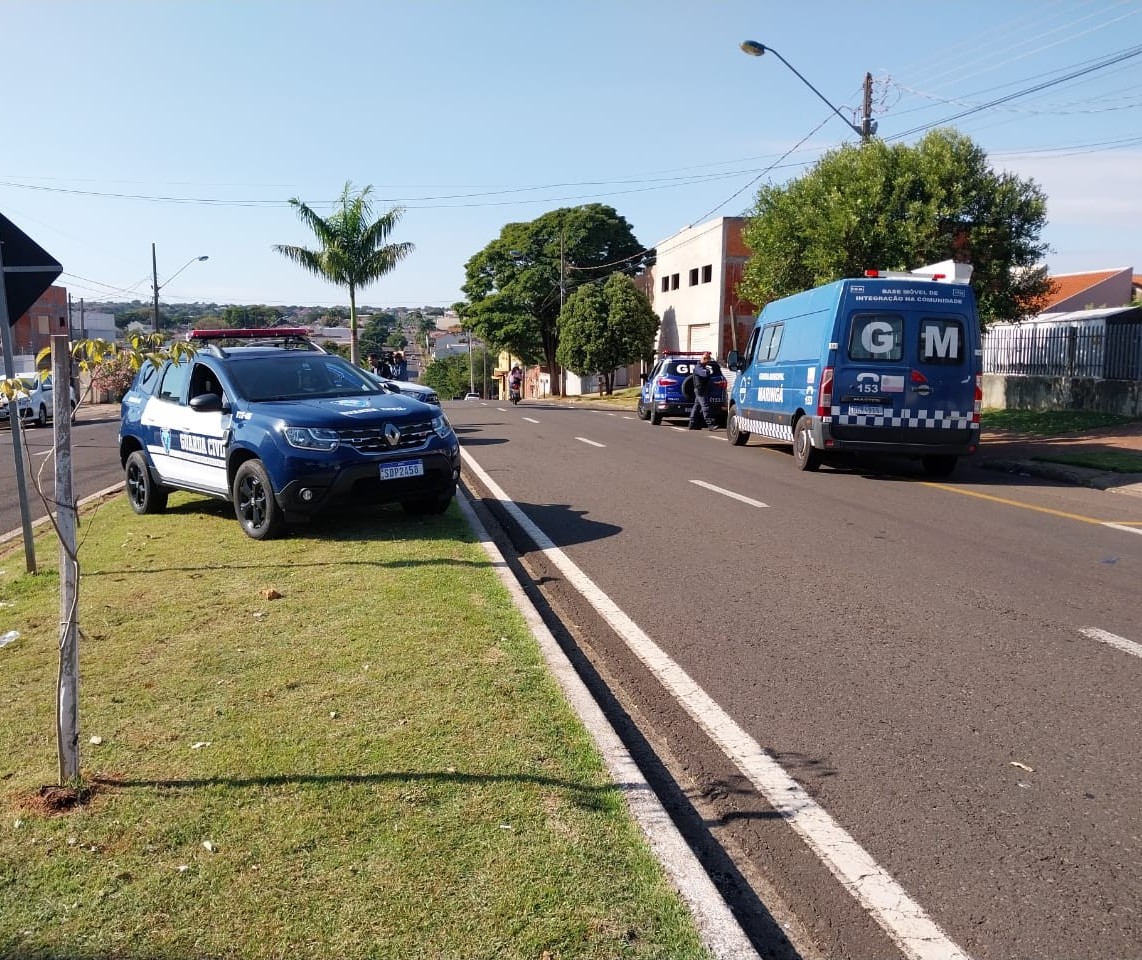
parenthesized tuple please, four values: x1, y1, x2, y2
(725, 266, 982, 476)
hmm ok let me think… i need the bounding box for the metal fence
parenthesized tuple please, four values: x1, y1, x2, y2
(982, 319, 1142, 380)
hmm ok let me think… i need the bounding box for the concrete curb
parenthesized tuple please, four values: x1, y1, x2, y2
(976, 457, 1142, 498)
(455, 489, 762, 960)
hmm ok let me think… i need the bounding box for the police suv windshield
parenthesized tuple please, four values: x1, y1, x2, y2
(225, 353, 381, 402)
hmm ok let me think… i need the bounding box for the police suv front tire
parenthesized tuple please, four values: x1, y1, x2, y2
(233, 459, 285, 540)
(793, 417, 822, 471)
(125, 450, 168, 514)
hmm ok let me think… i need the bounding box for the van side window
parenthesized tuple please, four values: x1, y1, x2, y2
(757, 322, 784, 362)
(849, 313, 903, 362)
(918, 317, 964, 365)
(743, 327, 760, 365)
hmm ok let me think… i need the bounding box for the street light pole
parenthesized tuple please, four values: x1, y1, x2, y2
(152, 245, 210, 335)
(739, 40, 873, 143)
(152, 243, 160, 334)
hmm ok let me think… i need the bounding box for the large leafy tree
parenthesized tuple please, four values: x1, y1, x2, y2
(274, 182, 414, 365)
(462, 204, 651, 395)
(739, 129, 1051, 326)
(556, 274, 659, 394)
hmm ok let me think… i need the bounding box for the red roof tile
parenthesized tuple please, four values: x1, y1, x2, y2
(1042, 270, 1124, 310)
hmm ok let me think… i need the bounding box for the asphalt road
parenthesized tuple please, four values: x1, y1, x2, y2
(5, 399, 1140, 958)
(0, 411, 123, 536)
(448, 397, 1142, 960)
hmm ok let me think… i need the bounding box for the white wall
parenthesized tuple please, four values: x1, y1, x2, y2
(651, 218, 727, 357)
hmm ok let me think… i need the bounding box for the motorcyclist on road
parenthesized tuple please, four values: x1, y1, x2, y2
(508, 365, 523, 402)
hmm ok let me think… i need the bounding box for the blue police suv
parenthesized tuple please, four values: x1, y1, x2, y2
(118, 328, 461, 540)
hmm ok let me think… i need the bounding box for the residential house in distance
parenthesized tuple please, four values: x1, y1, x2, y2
(4, 285, 69, 369)
(1037, 267, 1135, 312)
(649, 216, 757, 362)
(982, 265, 1142, 415)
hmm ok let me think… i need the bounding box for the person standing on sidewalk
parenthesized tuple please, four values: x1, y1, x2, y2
(687, 351, 718, 431)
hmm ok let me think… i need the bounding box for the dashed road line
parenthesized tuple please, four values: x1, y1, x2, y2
(462, 448, 971, 960)
(1080, 627, 1142, 659)
(690, 480, 768, 508)
(523, 417, 540, 423)
(577, 437, 605, 448)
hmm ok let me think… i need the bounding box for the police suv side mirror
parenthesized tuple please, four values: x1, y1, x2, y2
(190, 393, 224, 413)
(726, 350, 741, 372)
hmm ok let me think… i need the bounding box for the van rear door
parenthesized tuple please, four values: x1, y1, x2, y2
(831, 299, 978, 449)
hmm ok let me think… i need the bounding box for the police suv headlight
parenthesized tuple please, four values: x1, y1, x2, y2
(431, 413, 453, 439)
(283, 426, 340, 451)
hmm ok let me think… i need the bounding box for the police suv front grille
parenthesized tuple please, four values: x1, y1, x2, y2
(338, 420, 435, 453)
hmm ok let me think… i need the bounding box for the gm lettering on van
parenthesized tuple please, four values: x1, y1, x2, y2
(862, 321, 897, 355)
(922, 324, 959, 359)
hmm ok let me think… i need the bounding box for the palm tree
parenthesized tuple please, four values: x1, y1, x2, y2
(274, 182, 414, 366)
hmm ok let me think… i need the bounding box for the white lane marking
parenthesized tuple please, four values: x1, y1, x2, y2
(1101, 522, 1142, 536)
(690, 480, 768, 509)
(1080, 627, 1142, 659)
(523, 416, 540, 424)
(456, 491, 762, 960)
(577, 437, 605, 448)
(461, 448, 971, 960)
(497, 407, 507, 412)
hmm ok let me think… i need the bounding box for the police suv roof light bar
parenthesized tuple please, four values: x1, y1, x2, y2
(187, 327, 313, 340)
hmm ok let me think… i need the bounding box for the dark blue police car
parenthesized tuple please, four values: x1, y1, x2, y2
(637, 352, 728, 427)
(118, 328, 461, 540)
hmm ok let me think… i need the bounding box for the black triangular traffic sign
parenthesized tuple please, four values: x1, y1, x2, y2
(1, 212, 63, 326)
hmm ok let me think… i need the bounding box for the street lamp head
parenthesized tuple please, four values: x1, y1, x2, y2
(740, 40, 767, 57)
(197, 255, 209, 262)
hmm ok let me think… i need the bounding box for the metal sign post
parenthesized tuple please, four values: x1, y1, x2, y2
(0, 241, 37, 573)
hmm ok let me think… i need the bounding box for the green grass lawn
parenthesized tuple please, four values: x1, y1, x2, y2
(980, 408, 1136, 435)
(982, 408, 1142, 473)
(0, 494, 710, 960)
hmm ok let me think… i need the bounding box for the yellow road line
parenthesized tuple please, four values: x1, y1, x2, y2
(921, 483, 1109, 525)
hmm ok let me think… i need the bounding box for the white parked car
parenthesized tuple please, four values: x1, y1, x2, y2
(362, 371, 440, 406)
(0, 372, 77, 428)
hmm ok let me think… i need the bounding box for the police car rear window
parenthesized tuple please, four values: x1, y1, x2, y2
(668, 360, 722, 376)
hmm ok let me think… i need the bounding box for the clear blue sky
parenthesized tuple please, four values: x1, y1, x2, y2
(3, 1, 1140, 311)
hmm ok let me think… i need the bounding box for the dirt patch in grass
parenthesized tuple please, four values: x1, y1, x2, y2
(19, 782, 96, 816)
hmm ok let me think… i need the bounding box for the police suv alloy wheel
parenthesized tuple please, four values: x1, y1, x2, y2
(125, 450, 169, 514)
(233, 459, 285, 541)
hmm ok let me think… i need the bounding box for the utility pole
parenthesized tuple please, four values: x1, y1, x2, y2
(861, 72, 874, 143)
(151, 242, 160, 334)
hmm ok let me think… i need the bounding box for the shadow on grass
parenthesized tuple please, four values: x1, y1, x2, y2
(92, 769, 619, 812)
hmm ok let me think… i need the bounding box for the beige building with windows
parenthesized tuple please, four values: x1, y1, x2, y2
(650, 216, 757, 361)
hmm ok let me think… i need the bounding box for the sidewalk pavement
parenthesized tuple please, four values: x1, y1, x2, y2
(977, 420, 1142, 498)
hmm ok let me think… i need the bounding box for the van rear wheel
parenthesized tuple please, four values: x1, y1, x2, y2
(921, 455, 958, 478)
(793, 418, 822, 471)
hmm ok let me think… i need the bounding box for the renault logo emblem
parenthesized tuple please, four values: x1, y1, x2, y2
(384, 423, 401, 447)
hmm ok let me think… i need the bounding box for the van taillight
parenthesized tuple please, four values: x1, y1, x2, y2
(911, 368, 928, 384)
(817, 366, 834, 418)
(973, 374, 982, 423)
